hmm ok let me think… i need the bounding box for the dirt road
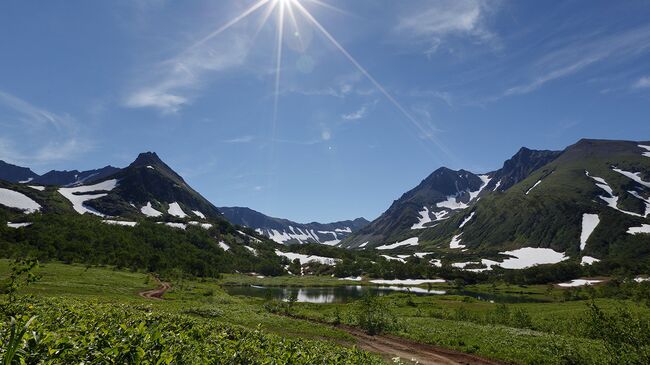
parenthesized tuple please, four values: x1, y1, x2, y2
(341, 325, 506, 365)
(138, 278, 171, 300)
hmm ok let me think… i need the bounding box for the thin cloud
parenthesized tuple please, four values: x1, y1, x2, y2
(223, 135, 255, 143)
(0, 90, 90, 166)
(341, 100, 377, 121)
(633, 76, 650, 89)
(395, 0, 499, 55)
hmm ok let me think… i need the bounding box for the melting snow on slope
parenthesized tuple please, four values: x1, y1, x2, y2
(358, 241, 368, 248)
(497, 247, 567, 269)
(525, 180, 542, 195)
(581, 256, 600, 265)
(628, 224, 650, 235)
(163, 222, 187, 230)
(437, 175, 491, 211)
(167, 202, 187, 218)
(449, 234, 465, 249)
(558, 279, 602, 287)
(613, 168, 650, 188)
(338, 276, 363, 281)
(335, 227, 352, 233)
(586, 171, 643, 217)
(188, 221, 212, 229)
(493, 180, 502, 192)
(628, 191, 650, 217)
(218, 241, 230, 251)
(0, 188, 41, 214)
(580, 214, 600, 250)
(238, 230, 262, 243)
(411, 206, 432, 229)
(381, 255, 406, 263)
(192, 210, 206, 219)
(7, 222, 32, 228)
(58, 179, 118, 216)
(459, 212, 476, 229)
(245, 246, 258, 256)
(639, 145, 650, 158)
(274, 250, 339, 266)
(141, 202, 163, 217)
(102, 220, 137, 227)
(376, 237, 419, 250)
(27, 185, 45, 191)
(369, 279, 445, 285)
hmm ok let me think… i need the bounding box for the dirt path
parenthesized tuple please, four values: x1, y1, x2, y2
(138, 277, 171, 300)
(340, 325, 506, 365)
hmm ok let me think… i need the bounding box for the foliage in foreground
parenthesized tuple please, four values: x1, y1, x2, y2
(0, 298, 382, 365)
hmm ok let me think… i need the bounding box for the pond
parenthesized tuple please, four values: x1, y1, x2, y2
(223, 285, 446, 304)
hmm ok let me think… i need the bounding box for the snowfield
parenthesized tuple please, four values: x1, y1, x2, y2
(274, 250, 339, 266)
(163, 222, 187, 230)
(436, 175, 491, 211)
(188, 221, 212, 229)
(580, 214, 600, 250)
(380, 255, 406, 263)
(28, 185, 45, 191)
(449, 234, 465, 249)
(628, 224, 650, 235)
(141, 202, 163, 217)
(192, 210, 206, 219)
(218, 241, 230, 251)
(411, 206, 432, 229)
(58, 179, 118, 216)
(167, 202, 187, 218)
(613, 168, 650, 188)
(376, 237, 419, 250)
(558, 279, 602, 287)
(0, 188, 41, 214)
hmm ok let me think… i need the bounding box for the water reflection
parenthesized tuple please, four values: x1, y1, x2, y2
(223, 285, 446, 303)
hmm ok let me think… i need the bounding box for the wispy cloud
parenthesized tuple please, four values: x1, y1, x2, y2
(223, 135, 255, 143)
(633, 76, 650, 89)
(341, 100, 377, 121)
(124, 33, 251, 113)
(0, 90, 91, 165)
(504, 26, 650, 96)
(395, 0, 498, 55)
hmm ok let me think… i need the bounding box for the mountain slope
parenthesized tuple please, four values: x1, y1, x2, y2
(0, 160, 39, 183)
(219, 206, 369, 245)
(413, 139, 650, 265)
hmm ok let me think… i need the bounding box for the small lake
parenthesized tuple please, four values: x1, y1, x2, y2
(223, 285, 446, 304)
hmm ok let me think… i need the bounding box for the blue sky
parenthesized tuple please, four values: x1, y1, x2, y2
(1, 0, 650, 223)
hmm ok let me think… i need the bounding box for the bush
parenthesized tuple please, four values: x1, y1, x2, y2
(354, 293, 400, 335)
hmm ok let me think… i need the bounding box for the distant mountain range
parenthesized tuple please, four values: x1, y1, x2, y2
(0, 160, 119, 186)
(341, 139, 650, 268)
(219, 206, 368, 245)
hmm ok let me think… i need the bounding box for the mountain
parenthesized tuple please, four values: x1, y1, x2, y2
(342, 139, 650, 268)
(32, 166, 121, 186)
(0, 160, 39, 183)
(341, 168, 491, 248)
(219, 206, 369, 245)
(78, 152, 223, 220)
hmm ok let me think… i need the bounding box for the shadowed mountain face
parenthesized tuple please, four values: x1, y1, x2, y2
(341, 139, 650, 263)
(0, 160, 39, 183)
(0, 159, 120, 186)
(219, 206, 369, 245)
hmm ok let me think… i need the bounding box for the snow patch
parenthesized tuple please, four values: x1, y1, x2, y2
(459, 212, 476, 229)
(19, 178, 34, 184)
(338, 276, 363, 281)
(525, 180, 542, 195)
(380, 255, 406, 263)
(188, 221, 212, 229)
(0, 188, 41, 214)
(411, 206, 432, 229)
(58, 179, 118, 216)
(141, 202, 163, 217)
(162, 222, 186, 230)
(167, 202, 187, 218)
(102, 220, 137, 227)
(238, 230, 262, 243)
(245, 246, 258, 256)
(581, 256, 600, 265)
(7, 222, 31, 228)
(27, 185, 45, 191)
(449, 234, 465, 249)
(586, 171, 643, 217)
(558, 279, 602, 287)
(146, 165, 155, 170)
(613, 168, 650, 188)
(639, 145, 650, 158)
(369, 279, 445, 285)
(580, 214, 600, 250)
(192, 210, 206, 219)
(493, 180, 502, 192)
(275, 250, 339, 266)
(335, 227, 352, 233)
(358, 241, 368, 248)
(218, 241, 230, 251)
(376, 237, 419, 250)
(497, 247, 567, 269)
(628, 224, 650, 235)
